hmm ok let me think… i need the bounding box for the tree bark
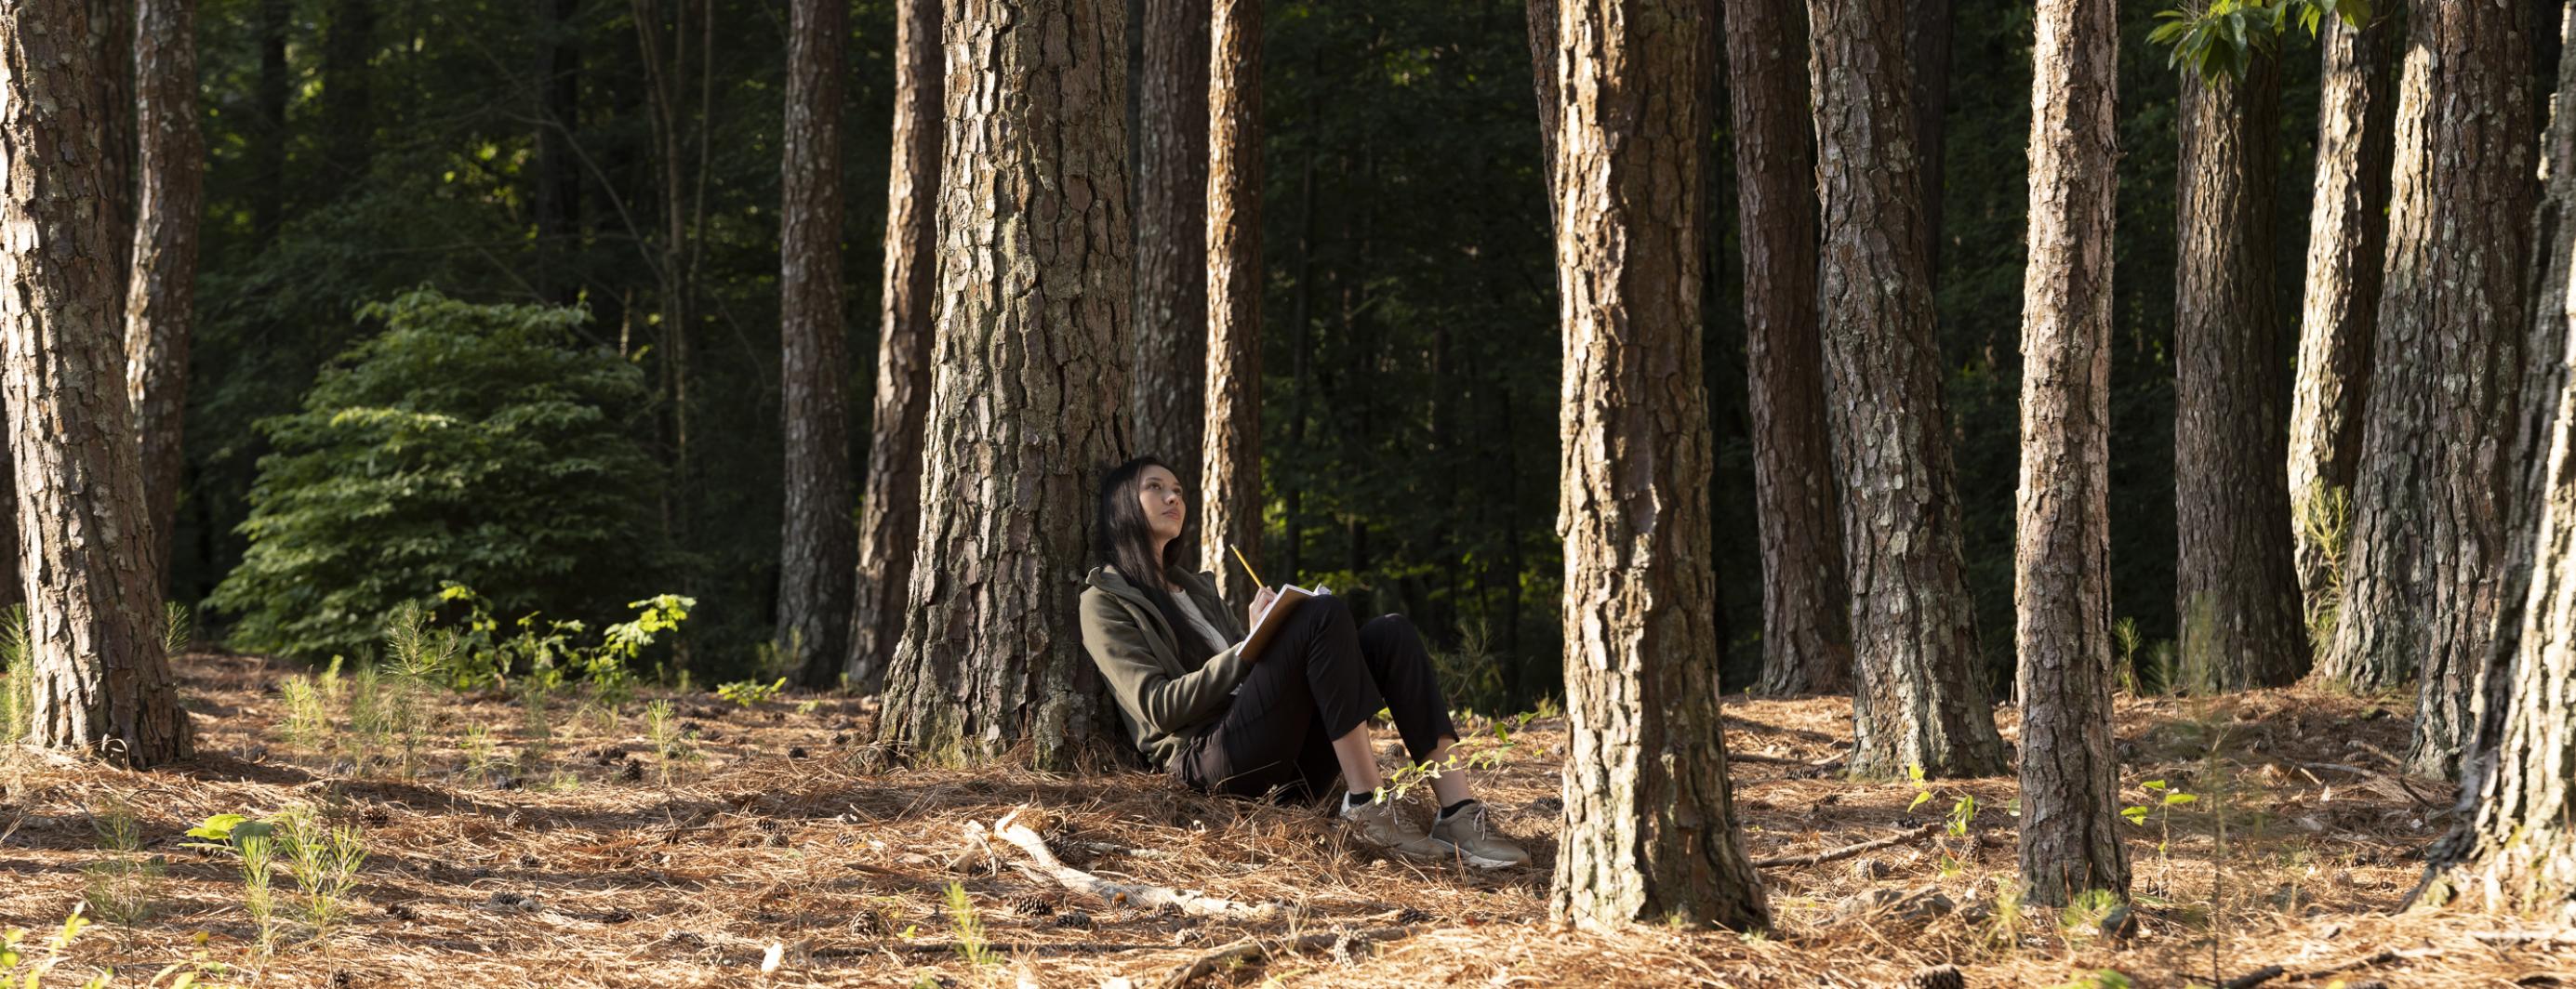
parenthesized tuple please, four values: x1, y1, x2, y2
(2287, 9, 2398, 628)
(92, 0, 135, 307)
(2014, 0, 2127, 907)
(2425, 6, 2576, 919)
(1724, 0, 1849, 696)
(1806, 0, 2005, 779)
(846, 0, 944, 694)
(2326, 0, 2535, 780)
(1526, 0, 1560, 178)
(1906, 0, 1948, 282)
(534, 0, 584, 304)
(1201, 0, 1262, 607)
(321, 0, 377, 191)
(876, 0, 1133, 769)
(126, 0, 206, 600)
(2173, 58, 2307, 691)
(1131, 0, 1211, 498)
(778, 0, 856, 688)
(1546, 0, 1770, 932)
(2, 0, 193, 764)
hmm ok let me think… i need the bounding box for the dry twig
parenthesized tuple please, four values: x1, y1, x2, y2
(974, 808, 1283, 921)
(1753, 823, 1940, 869)
(1159, 925, 1412, 988)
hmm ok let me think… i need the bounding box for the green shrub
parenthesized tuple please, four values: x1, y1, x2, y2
(208, 288, 663, 661)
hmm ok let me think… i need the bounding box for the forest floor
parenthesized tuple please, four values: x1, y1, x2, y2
(1, 653, 2569, 988)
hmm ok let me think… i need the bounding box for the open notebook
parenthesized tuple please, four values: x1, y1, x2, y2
(1238, 583, 1331, 663)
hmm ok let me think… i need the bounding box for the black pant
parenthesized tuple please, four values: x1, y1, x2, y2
(1175, 595, 1458, 802)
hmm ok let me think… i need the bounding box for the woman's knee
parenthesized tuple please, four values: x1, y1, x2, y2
(1359, 613, 1424, 655)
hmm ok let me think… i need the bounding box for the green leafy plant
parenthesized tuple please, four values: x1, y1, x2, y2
(1374, 713, 1529, 802)
(2147, 0, 2370, 86)
(2297, 483, 2352, 654)
(0, 905, 104, 989)
(942, 882, 997, 969)
(278, 675, 331, 758)
(206, 287, 667, 662)
(274, 808, 367, 942)
(418, 585, 691, 692)
(81, 796, 161, 927)
(0, 606, 30, 744)
(2121, 779, 2198, 876)
(644, 700, 696, 785)
(715, 678, 786, 707)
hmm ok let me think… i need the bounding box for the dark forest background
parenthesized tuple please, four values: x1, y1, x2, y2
(171, 0, 2559, 706)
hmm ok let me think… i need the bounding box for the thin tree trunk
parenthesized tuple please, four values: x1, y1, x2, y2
(250, 0, 288, 244)
(321, 0, 376, 191)
(876, 0, 1134, 769)
(1132, 0, 1212, 495)
(778, 0, 856, 688)
(2, 0, 193, 764)
(1806, 0, 2005, 779)
(1907, 0, 1948, 283)
(2424, 5, 2576, 919)
(2330, 0, 2535, 777)
(126, 0, 206, 600)
(1724, 0, 1849, 696)
(1201, 0, 1262, 607)
(1546, 0, 1770, 931)
(2014, 0, 2127, 907)
(2174, 57, 2307, 690)
(846, 0, 945, 694)
(2288, 9, 2398, 630)
(534, 0, 583, 304)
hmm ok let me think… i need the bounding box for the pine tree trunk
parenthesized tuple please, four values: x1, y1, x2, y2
(2288, 10, 2397, 628)
(1907, 0, 1949, 283)
(1546, 0, 1769, 931)
(2173, 58, 2307, 690)
(1131, 0, 1211, 495)
(778, 0, 856, 688)
(1806, 0, 2005, 779)
(2327, 0, 2534, 780)
(1201, 0, 1263, 607)
(876, 0, 1133, 769)
(846, 0, 944, 695)
(3, 0, 193, 765)
(92, 0, 135, 308)
(2427, 7, 2576, 918)
(1526, 0, 1559, 177)
(2014, 0, 2127, 906)
(533, 0, 583, 304)
(1724, 0, 1849, 696)
(126, 0, 206, 600)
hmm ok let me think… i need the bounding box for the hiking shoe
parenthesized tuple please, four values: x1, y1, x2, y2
(1427, 800, 1530, 869)
(1338, 796, 1446, 860)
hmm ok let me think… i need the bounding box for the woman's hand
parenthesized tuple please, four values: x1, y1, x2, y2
(1246, 586, 1280, 633)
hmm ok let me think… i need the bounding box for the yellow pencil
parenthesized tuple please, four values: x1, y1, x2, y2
(1228, 544, 1268, 589)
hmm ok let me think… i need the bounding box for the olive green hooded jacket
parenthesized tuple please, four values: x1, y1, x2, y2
(1080, 564, 1250, 769)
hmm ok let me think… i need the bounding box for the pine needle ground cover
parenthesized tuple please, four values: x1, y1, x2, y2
(0, 654, 2562, 987)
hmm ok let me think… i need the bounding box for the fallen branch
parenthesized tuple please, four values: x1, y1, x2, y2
(1753, 823, 1941, 869)
(2287, 946, 2440, 982)
(1160, 925, 1413, 988)
(975, 809, 1281, 922)
(1063, 839, 1179, 862)
(2215, 964, 2282, 989)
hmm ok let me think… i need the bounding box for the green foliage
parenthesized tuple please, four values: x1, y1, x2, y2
(0, 607, 28, 744)
(185, 808, 366, 949)
(206, 287, 663, 662)
(2298, 483, 2353, 654)
(943, 882, 997, 968)
(715, 678, 786, 707)
(2148, 0, 2369, 86)
(81, 797, 161, 927)
(419, 586, 692, 692)
(1374, 711, 1531, 802)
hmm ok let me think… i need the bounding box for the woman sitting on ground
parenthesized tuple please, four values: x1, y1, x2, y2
(1077, 455, 1529, 868)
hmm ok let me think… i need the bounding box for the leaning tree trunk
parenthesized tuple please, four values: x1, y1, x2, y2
(2423, 7, 2576, 917)
(778, 0, 856, 688)
(1131, 0, 1211, 495)
(2014, 0, 2127, 907)
(1546, 0, 1770, 931)
(2328, 0, 2534, 779)
(1200, 0, 1263, 607)
(1724, 0, 1850, 696)
(2173, 57, 2307, 691)
(2287, 8, 2398, 630)
(126, 0, 206, 600)
(2, 0, 193, 765)
(876, 0, 1133, 769)
(1806, 0, 2005, 779)
(845, 0, 944, 694)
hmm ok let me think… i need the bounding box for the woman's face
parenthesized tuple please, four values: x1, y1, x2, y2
(1137, 465, 1187, 545)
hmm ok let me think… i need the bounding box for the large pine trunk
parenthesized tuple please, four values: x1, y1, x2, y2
(1806, 0, 2005, 779)
(1546, 0, 1769, 931)
(875, 0, 1133, 768)
(1131, 0, 1212, 496)
(2327, 0, 2534, 779)
(1723, 0, 1850, 696)
(778, 0, 856, 687)
(1201, 0, 1263, 607)
(845, 0, 944, 694)
(126, 0, 206, 599)
(2427, 7, 2576, 918)
(2014, 0, 2127, 906)
(2173, 58, 2306, 690)
(2287, 10, 2397, 626)
(2, 0, 193, 765)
